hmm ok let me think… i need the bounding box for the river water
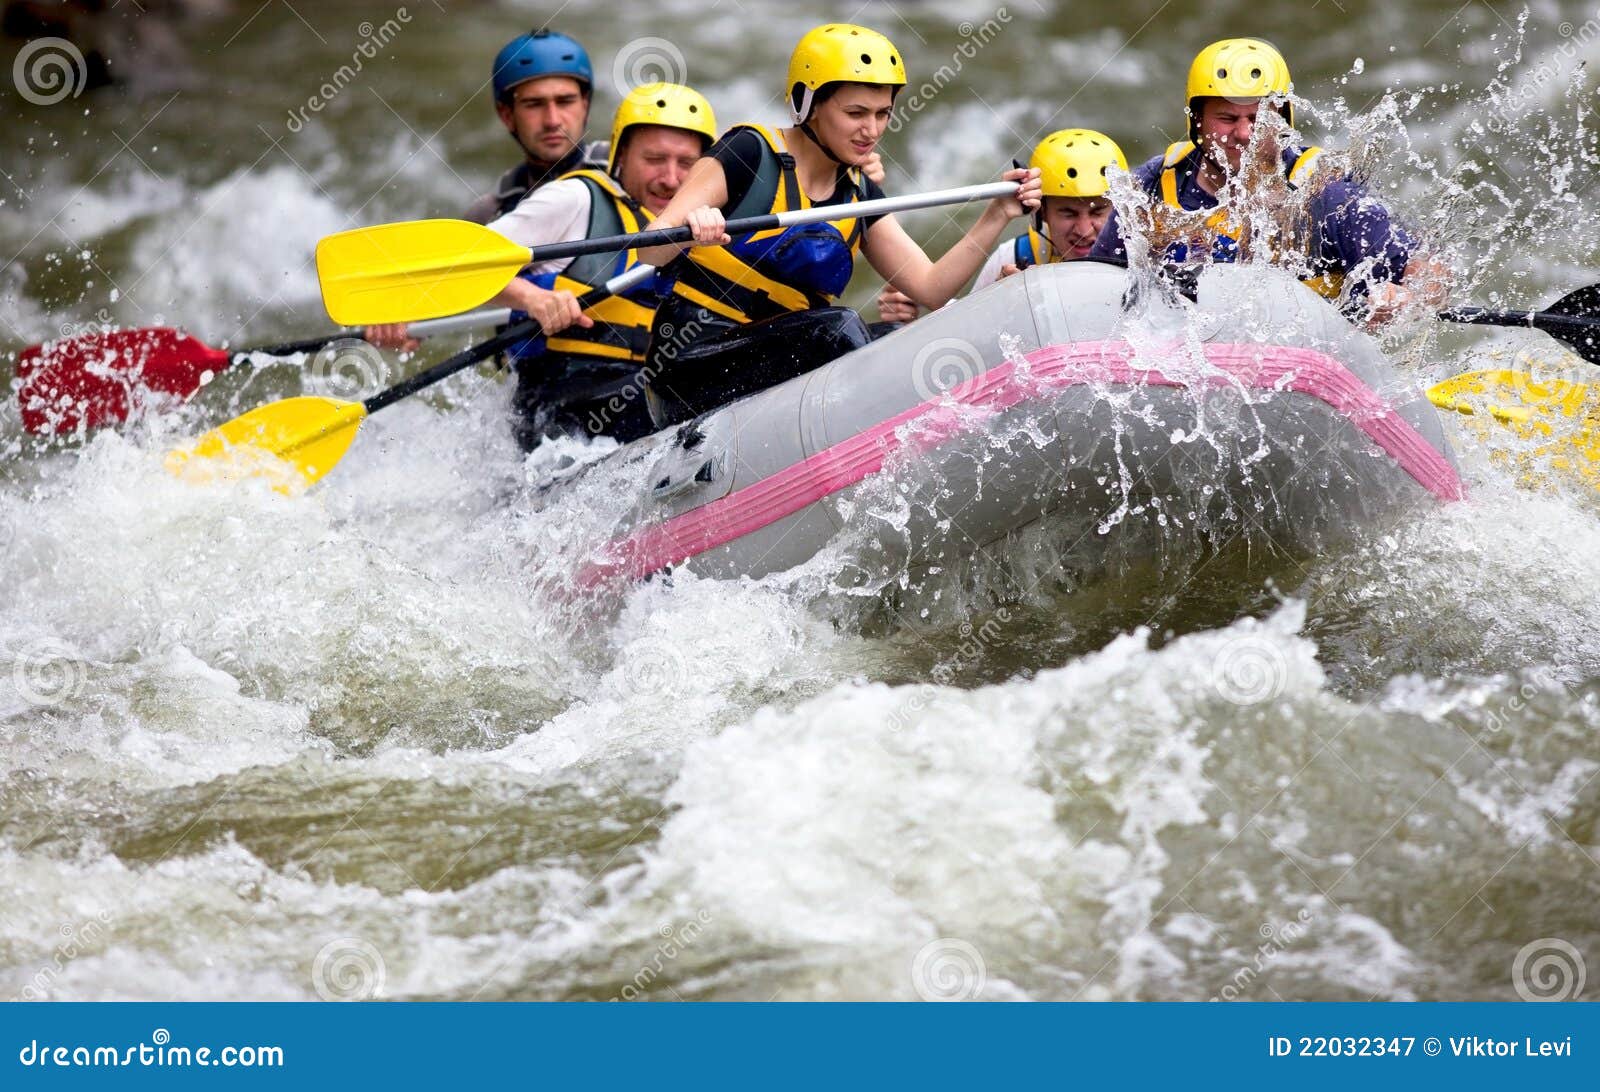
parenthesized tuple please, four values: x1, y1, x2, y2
(1, 0, 1598, 1001)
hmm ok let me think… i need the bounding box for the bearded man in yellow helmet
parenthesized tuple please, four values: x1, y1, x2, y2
(634, 23, 1041, 423)
(1090, 38, 1444, 325)
(468, 82, 719, 449)
(878, 128, 1126, 322)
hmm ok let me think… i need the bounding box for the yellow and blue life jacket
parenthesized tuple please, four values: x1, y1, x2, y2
(670, 124, 868, 324)
(1011, 226, 1061, 270)
(1157, 140, 1343, 301)
(510, 169, 662, 364)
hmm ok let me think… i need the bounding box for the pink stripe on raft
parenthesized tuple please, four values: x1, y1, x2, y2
(577, 341, 1463, 586)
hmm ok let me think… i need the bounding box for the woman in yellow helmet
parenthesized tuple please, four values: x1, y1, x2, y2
(879, 128, 1125, 321)
(1090, 38, 1445, 324)
(636, 24, 1040, 394)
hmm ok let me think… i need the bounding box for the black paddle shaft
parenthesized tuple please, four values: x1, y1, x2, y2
(1440, 307, 1600, 367)
(358, 282, 624, 416)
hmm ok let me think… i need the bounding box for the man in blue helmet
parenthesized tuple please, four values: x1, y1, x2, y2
(463, 27, 610, 224)
(368, 28, 608, 349)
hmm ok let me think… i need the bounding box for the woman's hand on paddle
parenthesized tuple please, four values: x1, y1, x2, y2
(685, 206, 732, 247)
(876, 285, 918, 324)
(991, 166, 1042, 220)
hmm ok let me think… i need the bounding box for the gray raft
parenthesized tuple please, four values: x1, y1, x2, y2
(567, 262, 1460, 588)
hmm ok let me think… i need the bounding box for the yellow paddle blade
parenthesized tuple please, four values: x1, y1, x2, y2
(164, 396, 370, 495)
(315, 219, 531, 326)
(1427, 368, 1600, 490)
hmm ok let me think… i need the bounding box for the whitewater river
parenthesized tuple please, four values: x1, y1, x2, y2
(1, 0, 1598, 1000)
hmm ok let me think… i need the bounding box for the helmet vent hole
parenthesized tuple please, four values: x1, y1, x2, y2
(1066, 167, 1078, 177)
(1250, 67, 1262, 79)
(1217, 67, 1227, 78)
(656, 99, 667, 107)
(861, 53, 873, 64)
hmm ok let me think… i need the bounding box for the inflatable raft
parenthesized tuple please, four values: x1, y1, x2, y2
(566, 262, 1462, 588)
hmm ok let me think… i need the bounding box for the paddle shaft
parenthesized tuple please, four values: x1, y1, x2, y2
(243, 308, 511, 359)
(1441, 306, 1600, 366)
(1442, 306, 1600, 331)
(525, 181, 1020, 265)
(360, 267, 654, 416)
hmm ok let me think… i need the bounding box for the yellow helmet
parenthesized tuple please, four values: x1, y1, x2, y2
(1030, 129, 1127, 199)
(1185, 38, 1293, 141)
(608, 83, 717, 172)
(786, 24, 906, 123)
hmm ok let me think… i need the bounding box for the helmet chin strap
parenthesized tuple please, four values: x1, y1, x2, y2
(797, 120, 850, 167)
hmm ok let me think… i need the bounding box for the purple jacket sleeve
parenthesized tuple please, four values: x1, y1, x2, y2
(1310, 179, 1413, 286)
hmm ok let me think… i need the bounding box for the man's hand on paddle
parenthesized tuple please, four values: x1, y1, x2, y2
(499, 278, 593, 335)
(364, 323, 420, 351)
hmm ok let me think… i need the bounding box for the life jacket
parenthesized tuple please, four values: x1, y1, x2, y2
(1011, 226, 1059, 271)
(669, 124, 868, 324)
(468, 141, 610, 223)
(1156, 140, 1343, 300)
(508, 169, 661, 366)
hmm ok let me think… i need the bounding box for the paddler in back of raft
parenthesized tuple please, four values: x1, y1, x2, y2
(876, 127, 1128, 324)
(1090, 37, 1450, 326)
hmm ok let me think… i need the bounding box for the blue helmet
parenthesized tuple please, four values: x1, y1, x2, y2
(492, 29, 593, 103)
